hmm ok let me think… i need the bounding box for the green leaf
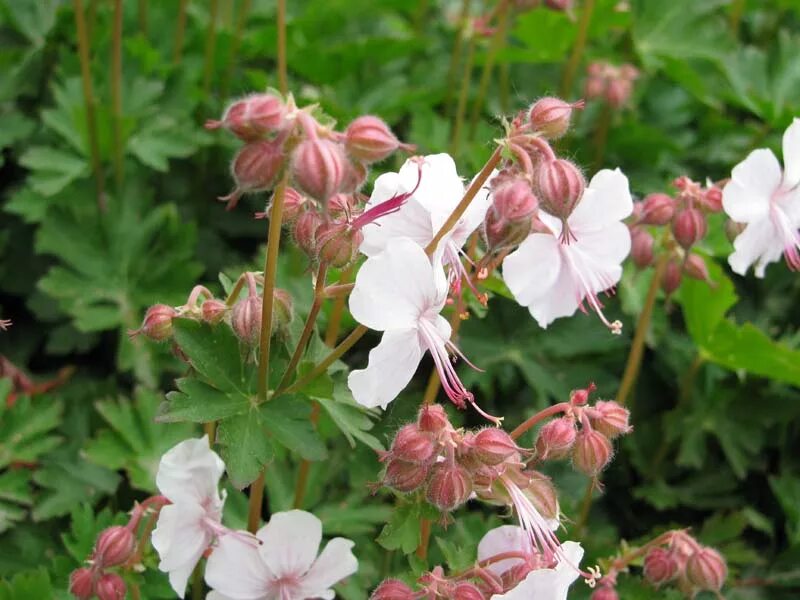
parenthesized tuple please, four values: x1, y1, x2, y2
(159, 377, 251, 423)
(0, 471, 32, 534)
(770, 474, 800, 545)
(262, 396, 328, 461)
(18, 147, 88, 196)
(32, 456, 120, 521)
(0, 0, 59, 46)
(216, 410, 275, 489)
(0, 386, 62, 469)
(61, 504, 123, 564)
(172, 320, 251, 394)
(313, 384, 382, 451)
(128, 117, 211, 172)
(0, 569, 52, 600)
(377, 500, 438, 554)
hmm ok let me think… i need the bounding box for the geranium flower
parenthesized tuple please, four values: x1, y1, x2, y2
(151, 436, 227, 598)
(205, 509, 357, 600)
(502, 169, 632, 332)
(347, 237, 497, 422)
(489, 541, 584, 600)
(722, 118, 800, 276)
(360, 153, 492, 292)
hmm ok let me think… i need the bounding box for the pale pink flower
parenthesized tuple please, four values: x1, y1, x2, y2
(502, 169, 632, 332)
(722, 118, 800, 276)
(151, 436, 227, 598)
(205, 510, 358, 600)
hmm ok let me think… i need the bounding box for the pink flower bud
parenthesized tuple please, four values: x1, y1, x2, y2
(201, 299, 228, 325)
(282, 187, 307, 223)
(570, 382, 596, 405)
(631, 228, 655, 269)
(544, 0, 573, 11)
(686, 547, 727, 591)
(661, 259, 682, 295)
(528, 97, 582, 139)
(643, 547, 679, 586)
(640, 193, 674, 226)
(390, 424, 436, 464)
(340, 159, 369, 194)
(590, 585, 619, 600)
(534, 159, 585, 222)
(370, 579, 416, 600)
(384, 459, 429, 493)
(293, 209, 323, 257)
(683, 254, 711, 283)
(572, 428, 613, 476)
(95, 525, 136, 568)
(314, 221, 363, 268)
(222, 140, 285, 210)
(327, 193, 355, 219)
(535, 417, 577, 459)
(606, 78, 632, 108)
(206, 94, 286, 141)
(702, 186, 723, 212)
(418, 404, 451, 433)
(619, 64, 639, 81)
(69, 568, 95, 599)
(522, 471, 559, 521)
(231, 295, 262, 345)
(589, 400, 631, 439)
(492, 179, 539, 221)
(130, 304, 177, 341)
(95, 573, 126, 600)
(452, 582, 486, 600)
(345, 116, 408, 164)
(585, 75, 606, 100)
(671, 207, 707, 249)
(472, 428, 519, 465)
(484, 209, 533, 251)
(291, 137, 347, 202)
(426, 462, 472, 511)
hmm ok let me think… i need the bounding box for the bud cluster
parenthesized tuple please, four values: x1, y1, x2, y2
(511, 0, 574, 13)
(628, 176, 724, 295)
(585, 61, 639, 108)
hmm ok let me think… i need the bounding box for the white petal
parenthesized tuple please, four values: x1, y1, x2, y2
(152, 503, 210, 598)
(348, 328, 424, 409)
(527, 263, 581, 329)
(568, 168, 633, 232)
(502, 234, 562, 307)
(728, 218, 783, 277)
(350, 238, 441, 331)
(258, 510, 322, 579)
(206, 592, 236, 600)
(723, 149, 781, 223)
(782, 118, 800, 189)
(409, 154, 465, 216)
(490, 542, 583, 600)
(477, 526, 528, 576)
(205, 534, 272, 600)
(360, 196, 435, 257)
(156, 436, 225, 505)
(297, 538, 358, 599)
(570, 222, 631, 285)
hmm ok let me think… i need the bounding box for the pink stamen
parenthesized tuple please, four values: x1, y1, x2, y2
(350, 164, 423, 230)
(560, 242, 622, 334)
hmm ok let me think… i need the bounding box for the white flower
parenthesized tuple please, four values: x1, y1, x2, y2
(151, 436, 227, 598)
(722, 118, 800, 277)
(502, 169, 632, 332)
(205, 509, 358, 600)
(347, 237, 496, 421)
(360, 153, 492, 289)
(478, 525, 533, 577)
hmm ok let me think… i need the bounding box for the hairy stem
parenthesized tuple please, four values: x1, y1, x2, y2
(510, 402, 570, 440)
(416, 519, 432, 560)
(444, 0, 471, 117)
(324, 266, 354, 347)
(559, 0, 595, 97)
(277, 0, 288, 94)
(221, 0, 251, 99)
(247, 471, 266, 533)
(111, 0, 124, 190)
(202, 0, 219, 95)
(449, 33, 476, 156)
(574, 480, 595, 533)
(138, 0, 148, 35)
(173, 0, 188, 65)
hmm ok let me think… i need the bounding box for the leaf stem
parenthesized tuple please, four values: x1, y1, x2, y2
(173, 0, 188, 65)
(416, 519, 432, 560)
(559, 0, 595, 97)
(111, 0, 124, 190)
(202, 0, 219, 95)
(444, 0, 471, 118)
(510, 402, 570, 440)
(221, 0, 251, 99)
(247, 471, 266, 533)
(138, 0, 148, 36)
(323, 266, 354, 347)
(277, 0, 288, 94)
(449, 32, 476, 157)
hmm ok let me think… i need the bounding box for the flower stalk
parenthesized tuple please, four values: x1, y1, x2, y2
(111, 0, 124, 190)
(559, 0, 596, 97)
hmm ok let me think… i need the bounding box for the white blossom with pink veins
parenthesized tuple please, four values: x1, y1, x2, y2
(478, 526, 584, 600)
(204, 510, 357, 600)
(723, 118, 800, 277)
(151, 436, 227, 598)
(502, 168, 633, 332)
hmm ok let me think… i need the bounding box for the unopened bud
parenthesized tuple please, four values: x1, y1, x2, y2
(590, 585, 619, 600)
(222, 140, 285, 209)
(535, 417, 576, 460)
(661, 259, 682, 295)
(528, 97, 582, 139)
(472, 428, 519, 465)
(327, 193, 355, 219)
(201, 299, 228, 325)
(293, 209, 322, 257)
(291, 137, 347, 202)
(370, 579, 416, 600)
(95, 573, 126, 600)
(384, 459, 429, 493)
(69, 568, 95, 599)
(95, 525, 136, 568)
(231, 295, 262, 345)
(206, 94, 286, 141)
(702, 186, 723, 212)
(522, 471, 559, 521)
(340, 159, 369, 194)
(492, 179, 538, 221)
(644, 547, 679, 586)
(684, 254, 711, 283)
(534, 159, 585, 221)
(606, 78, 633, 108)
(390, 424, 436, 464)
(345, 116, 409, 164)
(572, 428, 613, 476)
(418, 404, 451, 433)
(314, 222, 363, 268)
(452, 582, 486, 600)
(130, 304, 177, 341)
(589, 401, 631, 439)
(282, 187, 307, 223)
(671, 207, 707, 249)
(426, 462, 472, 511)
(585, 75, 606, 100)
(686, 547, 727, 592)
(631, 228, 655, 269)
(570, 382, 596, 406)
(640, 193, 674, 225)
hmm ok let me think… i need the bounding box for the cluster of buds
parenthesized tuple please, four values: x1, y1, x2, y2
(592, 530, 727, 599)
(585, 62, 639, 108)
(69, 498, 168, 599)
(482, 97, 585, 254)
(129, 278, 293, 348)
(512, 0, 573, 13)
(628, 176, 724, 295)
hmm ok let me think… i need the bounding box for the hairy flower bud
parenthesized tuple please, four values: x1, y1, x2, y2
(206, 94, 286, 141)
(684, 254, 711, 283)
(640, 193, 674, 225)
(282, 187, 307, 223)
(231, 295, 262, 345)
(131, 304, 177, 342)
(370, 579, 416, 600)
(534, 159, 586, 222)
(390, 424, 436, 464)
(492, 179, 539, 221)
(631, 228, 655, 269)
(293, 209, 323, 257)
(572, 428, 613, 476)
(570, 382, 596, 406)
(426, 462, 472, 511)
(314, 222, 363, 268)
(472, 428, 519, 465)
(418, 404, 451, 433)
(589, 401, 631, 439)
(340, 159, 369, 194)
(672, 207, 707, 249)
(686, 547, 726, 591)
(528, 97, 581, 139)
(95, 573, 126, 600)
(606, 78, 633, 108)
(590, 585, 619, 600)
(662, 259, 682, 295)
(291, 137, 347, 202)
(536, 416, 577, 460)
(345, 116, 408, 164)
(201, 299, 228, 325)
(384, 459, 429, 493)
(522, 471, 559, 521)
(702, 186, 723, 212)
(222, 140, 285, 210)
(452, 582, 486, 600)
(69, 568, 95, 600)
(644, 547, 679, 586)
(95, 525, 136, 568)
